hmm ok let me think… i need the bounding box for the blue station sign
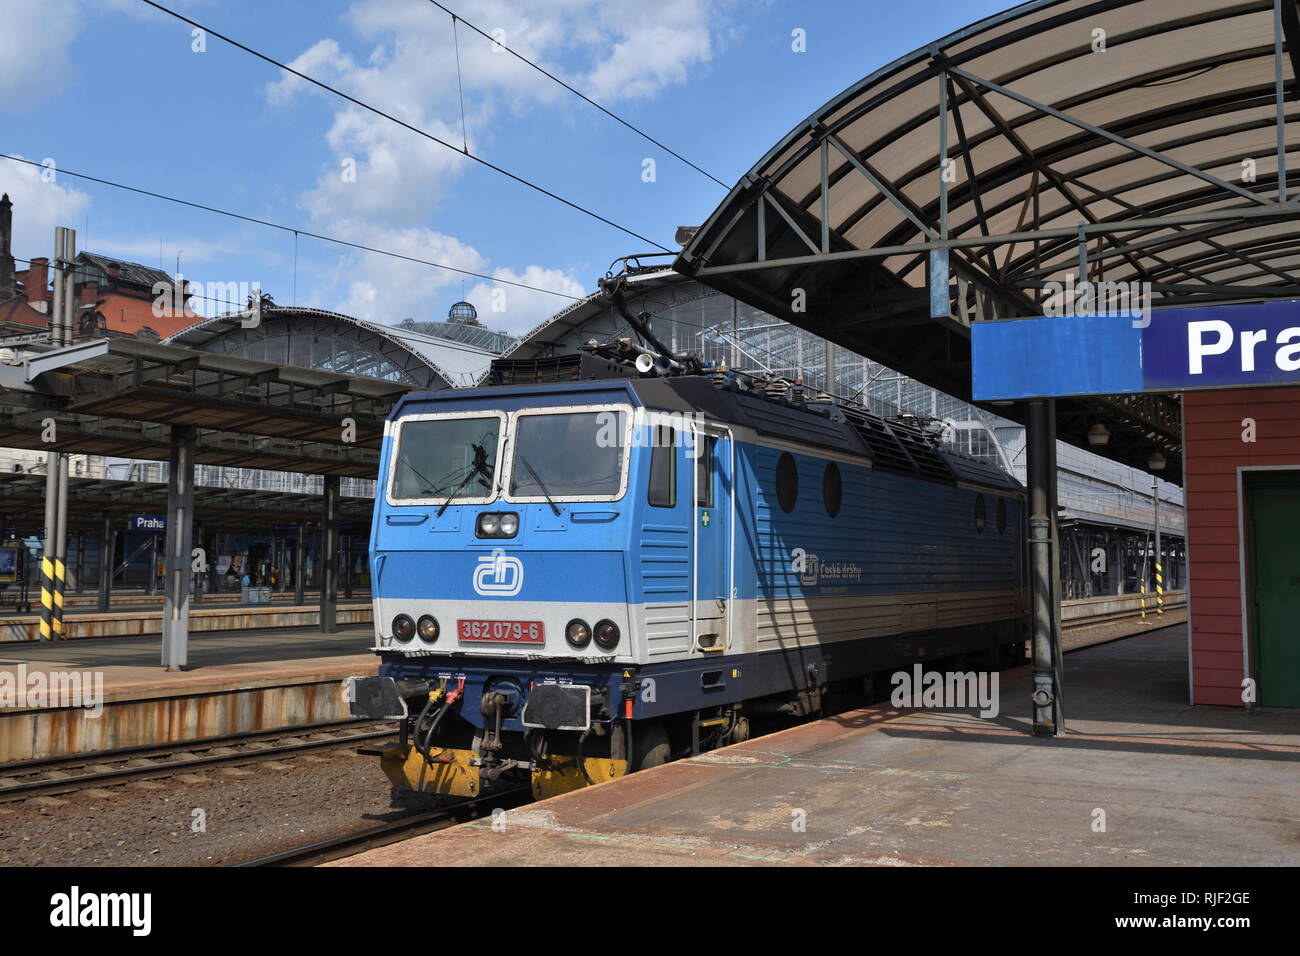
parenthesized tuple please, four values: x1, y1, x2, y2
(128, 515, 167, 532)
(972, 299, 1300, 399)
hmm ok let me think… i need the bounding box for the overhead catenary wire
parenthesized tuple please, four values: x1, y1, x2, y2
(424, 0, 729, 190)
(138, 0, 672, 253)
(0, 153, 582, 302)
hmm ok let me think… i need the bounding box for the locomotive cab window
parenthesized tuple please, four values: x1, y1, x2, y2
(696, 435, 716, 508)
(823, 462, 842, 518)
(507, 407, 630, 502)
(776, 452, 799, 514)
(389, 413, 503, 504)
(974, 493, 987, 532)
(648, 426, 676, 508)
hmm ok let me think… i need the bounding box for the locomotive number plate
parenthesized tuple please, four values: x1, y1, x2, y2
(458, 620, 545, 644)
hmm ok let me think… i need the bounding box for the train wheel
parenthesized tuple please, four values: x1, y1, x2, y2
(730, 715, 750, 744)
(631, 723, 670, 772)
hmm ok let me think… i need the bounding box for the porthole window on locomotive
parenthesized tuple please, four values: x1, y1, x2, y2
(974, 493, 986, 532)
(776, 452, 798, 513)
(822, 461, 842, 517)
(997, 498, 1007, 534)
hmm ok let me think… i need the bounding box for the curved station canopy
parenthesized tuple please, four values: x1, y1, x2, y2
(167, 307, 501, 389)
(676, 0, 1300, 484)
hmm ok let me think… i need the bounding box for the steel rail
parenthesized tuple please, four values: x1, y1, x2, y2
(235, 786, 534, 867)
(0, 721, 393, 803)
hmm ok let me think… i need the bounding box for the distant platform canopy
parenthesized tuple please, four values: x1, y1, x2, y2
(676, 0, 1300, 485)
(167, 307, 508, 389)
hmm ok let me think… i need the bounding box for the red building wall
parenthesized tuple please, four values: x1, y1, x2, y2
(1184, 387, 1300, 706)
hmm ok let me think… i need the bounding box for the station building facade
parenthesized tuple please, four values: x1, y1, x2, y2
(1184, 387, 1300, 707)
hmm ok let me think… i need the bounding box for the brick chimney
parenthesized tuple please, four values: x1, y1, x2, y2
(80, 279, 99, 305)
(0, 193, 14, 299)
(26, 257, 49, 308)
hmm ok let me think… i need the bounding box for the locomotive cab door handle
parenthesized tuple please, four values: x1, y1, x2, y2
(385, 513, 428, 526)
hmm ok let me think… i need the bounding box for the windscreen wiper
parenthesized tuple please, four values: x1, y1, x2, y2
(517, 453, 561, 516)
(436, 443, 492, 517)
(398, 457, 444, 496)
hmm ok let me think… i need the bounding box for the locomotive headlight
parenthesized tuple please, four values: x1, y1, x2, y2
(476, 512, 519, 538)
(417, 615, 439, 642)
(565, 618, 591, 648)
(392, 614, 415, 642)
(593, 619, 620, 650)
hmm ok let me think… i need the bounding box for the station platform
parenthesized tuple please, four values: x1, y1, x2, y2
(0, 599, 372, 642)
(336, 624, 1300, 867)
(0, 625, 377, 762)
(1, 589, 371, 611)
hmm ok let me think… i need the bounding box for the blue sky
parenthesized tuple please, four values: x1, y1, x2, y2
(0, 0, 1012, 336)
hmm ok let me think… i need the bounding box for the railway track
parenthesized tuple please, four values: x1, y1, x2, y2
(235, 785, 534, 867)
(1062, 603, 1186, 629)
(242, 619, 1187, 867)
(2, 615, 1179, 865)
(0, 719, 392, 804)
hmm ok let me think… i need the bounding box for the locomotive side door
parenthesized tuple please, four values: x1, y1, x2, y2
(691, 424, 734, 653)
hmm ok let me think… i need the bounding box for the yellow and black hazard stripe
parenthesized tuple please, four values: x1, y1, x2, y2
(39, 556, 55, 640)
(53, 556, 67, 636)
(1154, 560, 1163, 615)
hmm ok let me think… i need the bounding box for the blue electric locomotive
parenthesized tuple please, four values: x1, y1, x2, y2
(349, 369, 1027, 799)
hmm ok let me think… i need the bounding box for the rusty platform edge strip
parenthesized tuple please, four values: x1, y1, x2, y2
(0, 655, 380, 711)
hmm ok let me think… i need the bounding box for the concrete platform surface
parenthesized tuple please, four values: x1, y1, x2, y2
(0, 601, 373, 642)
(0, 627, 378, 760)
(337, 625, 1300, 867)
(0, 623, 374, 672)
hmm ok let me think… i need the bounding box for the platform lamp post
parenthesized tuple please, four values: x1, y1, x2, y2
(1149, 453, 1166, 616)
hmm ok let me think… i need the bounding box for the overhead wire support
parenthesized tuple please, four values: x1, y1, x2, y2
(0, 153, 581, 302)
(451, 14, 469, 154)
(139, 0, 671, 252)
(425, 0, 728, 190)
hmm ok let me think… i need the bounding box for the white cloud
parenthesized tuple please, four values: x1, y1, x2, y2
(0, 0, 82, 103)
(300, 220, 583, 338)
(464, 265, 587, 336)
(0, 156, 92, 263)
(268, 0, 725, 338)
(90, 236, 238, 269)
(320, 220, 489, 321)
(0, 0, 201, 104)
(582, 0, 715, 101)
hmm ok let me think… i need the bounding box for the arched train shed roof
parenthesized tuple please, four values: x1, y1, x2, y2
(165, 307, 501, 389)
(676, 0, 1300, 485)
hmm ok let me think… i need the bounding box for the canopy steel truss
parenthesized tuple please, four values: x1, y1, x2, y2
(677, 0, 1300, 484)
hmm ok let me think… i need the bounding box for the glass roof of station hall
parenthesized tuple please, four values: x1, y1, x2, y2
(167, 307, 515, 389)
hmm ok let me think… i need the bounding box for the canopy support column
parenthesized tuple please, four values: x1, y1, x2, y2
(294, 523, 305, 606)
(97, 512, 113, 613)
(320, 476, 339, 633)
(162, 425, 196, 671)
(1027, 399, 1063, 735)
